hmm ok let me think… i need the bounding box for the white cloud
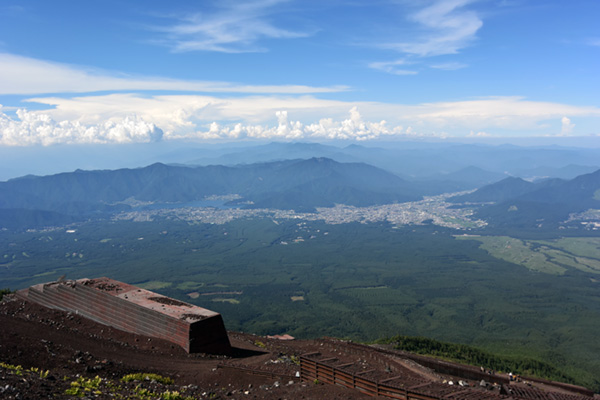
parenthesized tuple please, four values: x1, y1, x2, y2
(176, 107, 404, 141)
(0, 103, 409, 144)
(153, 0, 311, 53)
(303, 107, 402, 141)
(468, 130, 491, 137)
(23, 94, 354, 134)
(371, 1, 481, 76)
(587, 38, 600, 47)
(560, 116, 575, 136)
(3, 95, 600, 145)
(0, 53, 346, 95)
(0, 107, 163, 146)
(388, 0, 483, 57)
(406, 97, 600, 131)
(430, 61, 468, 70)
(368, 59, 418, 75)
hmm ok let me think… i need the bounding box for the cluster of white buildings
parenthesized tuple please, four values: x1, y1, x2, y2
(112, 193, 486, 230)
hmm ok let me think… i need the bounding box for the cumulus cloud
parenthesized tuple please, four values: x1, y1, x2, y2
(0, 53, 346, 95)
(0, 107, 163, 146)
(2, 102, 412, 145)
(560, 116, 575, 136)
(22, 94, 353, 136)
(153, 0, 311, 53)
(171, 107, 405, 141)
(389, 0, 483, 57)
(4, 94, 600, 145)
(468, 130, 491, 137)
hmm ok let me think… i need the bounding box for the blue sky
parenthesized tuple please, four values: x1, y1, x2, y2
(0, 0, 599, 146)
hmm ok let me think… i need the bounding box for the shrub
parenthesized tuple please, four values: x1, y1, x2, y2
(122, 373, 174, 385)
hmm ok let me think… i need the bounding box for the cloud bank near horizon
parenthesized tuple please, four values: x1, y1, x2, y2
(0, 109, 163, 146)
(2, 94, 599, 146)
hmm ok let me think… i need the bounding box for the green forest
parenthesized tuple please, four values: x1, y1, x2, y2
(1, 217, 600, 390)
(376, 335, 576, 385)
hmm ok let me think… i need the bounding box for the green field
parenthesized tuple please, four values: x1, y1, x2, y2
(1, 218, 600, 390)
(456, 235, 600, 275)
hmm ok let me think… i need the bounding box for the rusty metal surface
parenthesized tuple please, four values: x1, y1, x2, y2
(80, 277, 219, 322)
(18, 277, 231, 354)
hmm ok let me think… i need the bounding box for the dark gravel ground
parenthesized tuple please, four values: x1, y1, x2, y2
(0, 295, 382, 399)
(1, 295, 596, 400)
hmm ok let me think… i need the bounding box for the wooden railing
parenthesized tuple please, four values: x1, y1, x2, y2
(301, 354, 437, 400)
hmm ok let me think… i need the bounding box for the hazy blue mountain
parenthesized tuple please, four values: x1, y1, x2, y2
(442, 166, 507, 184)
(519, 169, 600, 208)
(240, 157, 418, 210)
(185, 142, 600, 183)
(0, 158, 424, 228)
(454, 169, 600, 206)
(326, 143, 600, 180)
(522, 164, 600, 181)
(450, 177, 538, 203)
(186, 142, 360, 166)
(3, 141, 600, 183)
(4, 148, 599, 230)
(452, 169, 600, 228)
(423, 166, 508, 190)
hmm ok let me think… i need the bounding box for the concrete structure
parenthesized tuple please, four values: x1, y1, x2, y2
(16, 277, 231, 354)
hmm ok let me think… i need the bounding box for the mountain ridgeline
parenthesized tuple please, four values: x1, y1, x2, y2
(183, 142, 600, 182)
(450, 170, 600, 228)
(0, 158, 419, 228)
(1, 156, 599, 230)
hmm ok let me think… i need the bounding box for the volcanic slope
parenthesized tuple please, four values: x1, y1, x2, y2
(1, 295, 597, 400)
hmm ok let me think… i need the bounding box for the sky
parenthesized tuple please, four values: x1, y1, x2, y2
(0, 0, 599, 148)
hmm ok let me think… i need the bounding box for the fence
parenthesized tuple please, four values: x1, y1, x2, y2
(299, 352, 496, 400)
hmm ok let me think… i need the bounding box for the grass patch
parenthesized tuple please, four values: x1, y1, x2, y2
(536, 237, 600, 260)
(212, 298, 240, 304)
(457, 236, 566, 274)
(122, 373, 174, 385)
(458, 236, 600, 275)
(176, 281, 204, 290)
(65, 375, 103, 397)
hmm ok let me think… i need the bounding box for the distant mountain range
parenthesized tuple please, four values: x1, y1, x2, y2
(3, 141, 600, 184)
(183, 142, 600, 182)
(0, 158, 425, 228)
(2, 154, 598, 230)
(450, 169, 600, 228)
